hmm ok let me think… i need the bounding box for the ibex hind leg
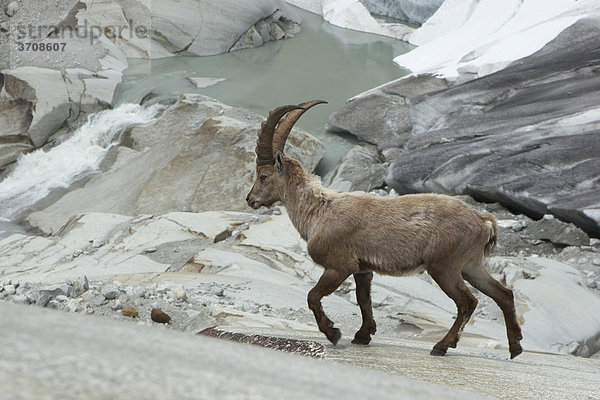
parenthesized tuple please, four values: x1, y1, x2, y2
(428, 266, 478, 356)
(308, 269, 351, 345)
(461, 252, 523, 359)
(352, 272, 376, 345)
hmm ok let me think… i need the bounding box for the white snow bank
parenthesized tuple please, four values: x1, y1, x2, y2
(286, 0, 414, 40)
(394, 0, 598, 79)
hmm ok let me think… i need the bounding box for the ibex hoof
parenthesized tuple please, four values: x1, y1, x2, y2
(430, 347, 447, 356)
(351, 335, 371, 345)
(510, 345, 523, 359)
(326, 328, 342, 345)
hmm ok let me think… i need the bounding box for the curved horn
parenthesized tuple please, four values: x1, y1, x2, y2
(255, 105, 304, 166)
(272, 100, 328, 155)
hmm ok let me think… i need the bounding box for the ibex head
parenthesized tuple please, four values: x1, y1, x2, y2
(246, 100, 327, 209)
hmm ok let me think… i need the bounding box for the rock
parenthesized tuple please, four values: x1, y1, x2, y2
(91, 239, 105, 249)
(151, 308, 171, 324)
(327, 74, 450, 150)
(0, 98, 33, 138)
(27, 95, 325, 234)
(213, 229, 233, 244)
(286, 0, 412, 40)
(82, 289, 106, 306)
(325, 143, 387, 192)
(99, 0, 301, 58)
(4, 1, 19, 17)
(70, 281, 86, 298)
(525, 218, 590, 247)
(36, 294, 52, 307)
(2, 67, 70, 147)
(187, 77, 225, 88)
(172, 288, 187, 301)
(3, 284, 16, 295)
(11, 294, 30, 305)
(122, 307, 139, 318)
(386, 18, 600, 236)
(359, 0, 444, 25)
(101, 285, 120, 300)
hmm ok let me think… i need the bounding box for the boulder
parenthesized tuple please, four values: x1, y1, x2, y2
(27, 95, 325, 234)
(386, 18, 600, 236)
(327, 74, 450, 150)
(325, 143, 387, 192)
(2, 67, 71, 147)
(0, 98, 32, 139)
(358, 0, 444, 25)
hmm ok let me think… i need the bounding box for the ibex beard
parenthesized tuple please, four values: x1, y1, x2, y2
(246, 100, 523, 359)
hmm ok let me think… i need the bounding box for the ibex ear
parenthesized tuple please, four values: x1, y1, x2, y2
(275, 151, 285, 173)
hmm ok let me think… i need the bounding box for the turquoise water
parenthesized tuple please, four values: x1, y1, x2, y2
(114, 7, 412, 173)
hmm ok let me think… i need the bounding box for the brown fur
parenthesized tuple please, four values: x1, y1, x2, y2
(246, 106, 523, 359)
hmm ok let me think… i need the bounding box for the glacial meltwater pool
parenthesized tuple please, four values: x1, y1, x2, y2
(114, 7, 413, 173)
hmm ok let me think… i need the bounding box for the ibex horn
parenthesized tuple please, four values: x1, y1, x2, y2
(272, 100, 328, 155)
(255, 105, 304, 166)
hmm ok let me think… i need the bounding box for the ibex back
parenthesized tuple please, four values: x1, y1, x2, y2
(246, 101, 523, 359)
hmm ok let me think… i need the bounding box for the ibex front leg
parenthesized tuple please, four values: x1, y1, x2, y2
(308, 269, 351, 345)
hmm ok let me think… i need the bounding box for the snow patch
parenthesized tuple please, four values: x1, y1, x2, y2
(394, 0, 596, 79)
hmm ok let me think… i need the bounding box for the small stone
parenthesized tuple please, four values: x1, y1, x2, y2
(36, 294, 52, 307)
(11, 294, 30, 305)
(151, 308, 171, 324)
(122, 307, 139, 318)
(91, 239, 105, 248)
(214, 229, 232, 243)
(4, 284, 16, 295)
(80, 276, 90, 291)
(173, 288, 187, 301)
(47, 300, 62, 309)
(55, 295, 68, 303)
(592, 259, 600, 266)
(142, 247, 158, 254)
(109, 299, 123, 310)
(101, 285, 120, 300)
(70, 281, 86, 298)
(67, 299, 84, 313)
(82, 289, 106, 306)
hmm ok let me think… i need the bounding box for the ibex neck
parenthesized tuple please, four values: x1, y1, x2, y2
(282, 169, 332, 242)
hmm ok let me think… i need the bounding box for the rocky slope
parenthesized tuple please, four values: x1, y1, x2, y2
(2, 192, 600, 358)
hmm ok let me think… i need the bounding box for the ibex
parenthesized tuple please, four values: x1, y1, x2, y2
(246, 101, 523, 359)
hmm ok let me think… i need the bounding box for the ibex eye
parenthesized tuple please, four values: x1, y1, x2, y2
(260, 175, 267, 182)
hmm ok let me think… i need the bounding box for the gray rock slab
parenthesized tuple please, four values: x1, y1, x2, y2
(0, 302, 490, 400)
(327, 74, 450, 150)
(386, 17, 600, 235)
